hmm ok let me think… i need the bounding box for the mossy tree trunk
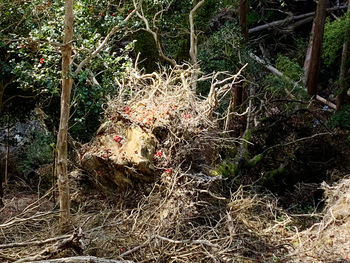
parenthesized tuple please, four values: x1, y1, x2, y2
(57, 0, 74, 228)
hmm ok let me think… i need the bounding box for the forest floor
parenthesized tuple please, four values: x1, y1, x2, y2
(1, 169, 350, 263)
(1, 67, 350, 263)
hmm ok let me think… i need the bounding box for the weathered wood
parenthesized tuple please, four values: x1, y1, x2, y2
(248, 5, 347, 34)
(57, 0, 74, 227)
(19, 256, 133, 263)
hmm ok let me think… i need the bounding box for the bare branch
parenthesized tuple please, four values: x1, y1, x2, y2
(189, 0, 205, 65)
(19, 257, 133, 263)
(133, 0, 176, 67)
(0, 235, 70, 249)
(74, 7, 138, 75)
(248, 4, 347, 34)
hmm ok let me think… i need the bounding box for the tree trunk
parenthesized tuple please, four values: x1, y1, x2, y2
(336, 1, 350, 109)
(56, 0, 74, 227)
(189, 0, 205, 91)
(0, 82, 4, 114)
(239, 0, 248, 41)
(234, 0, 248, 110)
(305, 0, 328, 96)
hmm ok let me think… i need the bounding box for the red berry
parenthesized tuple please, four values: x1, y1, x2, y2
(155, 150, 163, 157)
(114, 135, 122, 143)
(39, 58, 44, 64)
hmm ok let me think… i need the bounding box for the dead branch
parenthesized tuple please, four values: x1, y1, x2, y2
(153, 234, 220, 248)
(13, 229, 84, 263)
(189, 0, 205, 91)
(189, 0, 205, 65)
(133, 0, 176, 67)
(248, 5, 347, 34)
(0, 211, 58, 229)
(249, 53, 337, 109)
(23, 257, 133, 263)
(0, 235, 70, 249)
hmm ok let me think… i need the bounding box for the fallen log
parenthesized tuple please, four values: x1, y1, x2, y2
(27, 256, 133, 263)
(248, 5, 347, 34)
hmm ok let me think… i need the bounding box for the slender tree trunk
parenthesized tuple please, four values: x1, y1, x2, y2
(57, 0, 74, 227)
(189, 0, 205, 91)
(305, 0, 328, 96)
(0, 82, 4, 114)
(233, 0, 248, 110)
(239, 0, 248, 41)
(336, 1, 350, 109)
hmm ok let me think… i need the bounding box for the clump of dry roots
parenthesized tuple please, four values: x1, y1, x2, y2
(0, 64, 297, 262)
(107, 63, 245, 173)
(292, 175, 350, 262)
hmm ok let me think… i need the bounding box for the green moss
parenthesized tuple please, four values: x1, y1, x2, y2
(133, 31, 160, 73)
(322, 12, 350, 66)
(246, 154, 263, 168)
(330, 104, 350, 130)
(212, 161, 239, 178)
(262, 166, 287, 185)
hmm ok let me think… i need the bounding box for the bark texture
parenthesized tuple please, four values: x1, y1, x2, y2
(305, 0, 328, 96)
(56, 0, 74, 227)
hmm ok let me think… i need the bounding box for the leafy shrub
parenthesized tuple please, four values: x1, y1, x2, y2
(330, 104, 350, 130)
(18, 129, 54, 175)
(264, 54, 307, 98)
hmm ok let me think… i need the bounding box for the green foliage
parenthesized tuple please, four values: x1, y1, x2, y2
(18, 129, 54, 175)
(330, 104, 350, 130)
(1, 0, 134, 141)
(264, 54, 307, 98)
(275, 54, 304, 82)
(322, 12, 350, 66)
(198, 22, 243, 76)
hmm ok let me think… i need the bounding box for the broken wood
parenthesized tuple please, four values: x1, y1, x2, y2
(248, 5, 347, 34)
(13, 229, 83, 263)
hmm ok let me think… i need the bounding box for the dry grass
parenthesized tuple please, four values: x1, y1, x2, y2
(5, 64, 346, 262)
(292, 175, 350, 262)
(0, 170, 296, 262)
